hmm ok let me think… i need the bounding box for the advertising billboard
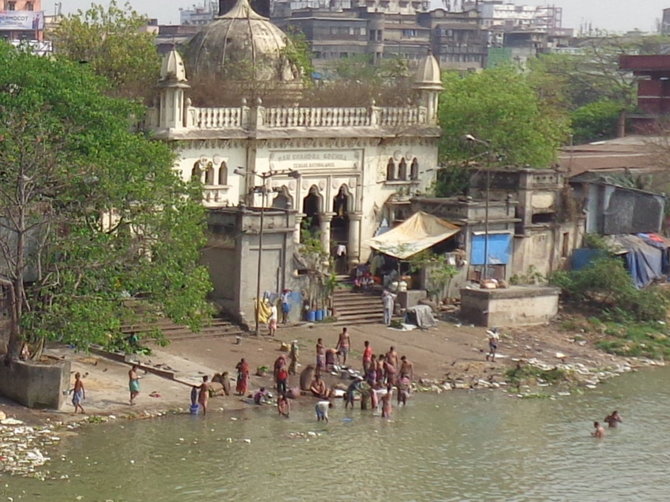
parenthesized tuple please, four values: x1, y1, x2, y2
(0, 11, 44, 31)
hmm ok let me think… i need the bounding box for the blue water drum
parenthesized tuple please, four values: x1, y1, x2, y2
(315, 309, 324, 321)
(306, 310, 316, 322)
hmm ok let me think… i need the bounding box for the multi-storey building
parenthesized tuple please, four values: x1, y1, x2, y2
(273, 1, 486, 71)
(0, 0, 44, 43)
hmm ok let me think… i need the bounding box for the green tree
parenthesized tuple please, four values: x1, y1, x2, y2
(0, 43, 212, 361)
(438, 66, 569, 167)
(571, 99, 623, 143)
(49, 1, 160, 99)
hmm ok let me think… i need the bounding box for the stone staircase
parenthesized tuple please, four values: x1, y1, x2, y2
(332, 287, 384, 326)
(121, 317, 245, 342)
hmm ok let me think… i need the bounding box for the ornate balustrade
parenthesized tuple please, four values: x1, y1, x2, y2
(180, 104, 431, 130)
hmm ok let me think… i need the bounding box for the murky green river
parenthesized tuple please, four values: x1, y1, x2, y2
(2, 366, 669, 501)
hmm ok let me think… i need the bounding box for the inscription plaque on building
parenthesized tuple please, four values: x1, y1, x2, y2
(269, 150, 362, 171)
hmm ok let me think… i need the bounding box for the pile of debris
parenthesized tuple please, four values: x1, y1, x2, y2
(0, 412, 60, 479)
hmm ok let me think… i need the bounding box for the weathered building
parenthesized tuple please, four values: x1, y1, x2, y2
(147, 0, 442, 321)
(620, 54, 670, 133)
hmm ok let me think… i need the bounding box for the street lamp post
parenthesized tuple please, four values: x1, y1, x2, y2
(235, 168, 300, 336)
(464, 135, 494, 283)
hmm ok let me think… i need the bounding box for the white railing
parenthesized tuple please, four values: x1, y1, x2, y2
(179, 104, 430, 130)
(192, 107, 243, 129)
(262, 106, 372, 128)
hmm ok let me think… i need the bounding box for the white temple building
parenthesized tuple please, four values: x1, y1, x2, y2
(146, 0, 442, 321)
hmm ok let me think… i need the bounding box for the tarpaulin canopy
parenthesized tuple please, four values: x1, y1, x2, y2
(368, 211, 460, 259)
(604, 234, 670, 288)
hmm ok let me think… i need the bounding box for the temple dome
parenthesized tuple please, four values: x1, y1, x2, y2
(413, 51, 443, 92)
(184, 0, 301, 83)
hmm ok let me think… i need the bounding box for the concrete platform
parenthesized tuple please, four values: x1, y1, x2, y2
(459, 285, 560, 328)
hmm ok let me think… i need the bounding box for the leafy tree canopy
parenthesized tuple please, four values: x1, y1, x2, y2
(49, 0, 160, 99)
(0, 43, 211, 360)
(438, 66, 569, 168)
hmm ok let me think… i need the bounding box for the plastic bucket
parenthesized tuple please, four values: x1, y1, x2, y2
(190, 404, 200, 415)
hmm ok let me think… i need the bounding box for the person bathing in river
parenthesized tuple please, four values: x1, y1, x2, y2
(592, 421, 605, 438)
(277, 393, 290, 418)
(310, 374, 329, 399)
(604, 410, 622, 428)
(362, 340, 373, 373)
(198, 375, 210, 416)
(399, 356, 414, 382)
(315, 399, 332, 423)
(381, 384, 393, 419)
(397, 376, 411, 406)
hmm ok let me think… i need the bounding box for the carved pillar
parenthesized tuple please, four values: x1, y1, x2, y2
(348, 212, 362, 266)
(294, 213, 305, 245)
(319, 212, 335, 255)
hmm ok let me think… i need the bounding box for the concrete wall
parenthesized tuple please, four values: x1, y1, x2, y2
(0, 359, 71, 409)
(459, 286, 560, 327)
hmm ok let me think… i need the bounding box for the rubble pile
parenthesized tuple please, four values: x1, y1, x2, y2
(0, 417, 60, 479)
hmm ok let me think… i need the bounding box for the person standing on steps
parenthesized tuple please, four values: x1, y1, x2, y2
(280, 289, 291, 324)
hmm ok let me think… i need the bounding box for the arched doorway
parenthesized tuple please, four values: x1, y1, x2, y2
(302, 186, 322, 238)
(272, 186, 293, 209)
(332, 185, 350, 273)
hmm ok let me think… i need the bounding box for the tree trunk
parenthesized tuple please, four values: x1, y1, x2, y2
(2, 281, 21, 362)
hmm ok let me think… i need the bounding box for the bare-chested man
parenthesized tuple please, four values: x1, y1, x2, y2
(592, 421, 605, 438)
(198, 375, 210, 416)
(604, 410, 622, 428)
(336, 327, 351, 366)
(310, 374, 329, 399)
(399, 355, 414, 382)
(71, 372, 86, 414)
(386, 346, 399, 370)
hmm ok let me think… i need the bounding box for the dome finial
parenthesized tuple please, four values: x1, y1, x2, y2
(160, 48, 187, 83)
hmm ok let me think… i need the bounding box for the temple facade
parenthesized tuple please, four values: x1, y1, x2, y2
(147, 0, 442, 269)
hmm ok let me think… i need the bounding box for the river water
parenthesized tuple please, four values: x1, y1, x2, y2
(2, 366, 670, 501)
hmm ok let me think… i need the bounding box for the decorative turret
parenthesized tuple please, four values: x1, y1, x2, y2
(158, 49, 190, 131)
(413, 51, 443, 124)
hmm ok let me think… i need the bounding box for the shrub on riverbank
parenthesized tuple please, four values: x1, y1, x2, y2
(505, 364, 569, 389)
(549, 256, 670, 322)
(595, 322, 670, 359)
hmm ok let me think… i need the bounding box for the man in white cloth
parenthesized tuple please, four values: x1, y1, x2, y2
(381, 290, 397, 326)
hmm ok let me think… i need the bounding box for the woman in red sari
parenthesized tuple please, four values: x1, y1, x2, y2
(235, 358, 250, 396)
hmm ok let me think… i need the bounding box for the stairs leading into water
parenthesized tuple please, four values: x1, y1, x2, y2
(332, 283, 384, 326)
(121, 317, 245, 342)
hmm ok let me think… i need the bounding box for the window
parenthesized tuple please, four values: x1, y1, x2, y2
(25, 1, 33, 10)
(204, 163, 214, 185)
(386, 158, 396, 181)
(561, 232, 570, 258)
(191, 162, 202, 182)
(8, 1, 16, 10)
(218, 162, 228, 185)
(410, 158, 419, 180)
(398, 158, 407, 180)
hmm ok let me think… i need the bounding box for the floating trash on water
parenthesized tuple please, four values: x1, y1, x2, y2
(243, 439, 251, 444)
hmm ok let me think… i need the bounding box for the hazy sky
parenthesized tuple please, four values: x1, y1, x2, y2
(42, 0, 667, 32)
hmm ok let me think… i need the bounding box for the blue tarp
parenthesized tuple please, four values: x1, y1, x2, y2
(470, 233, 512, 266)
(571, 248, 605, 271)
(604, 234, 669, 289)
